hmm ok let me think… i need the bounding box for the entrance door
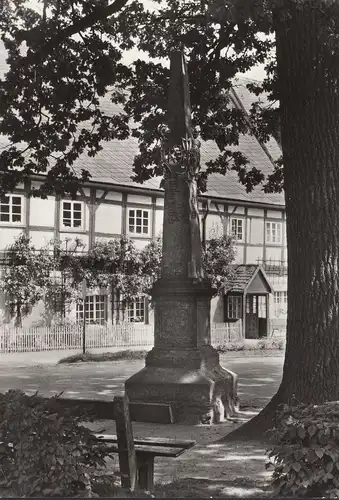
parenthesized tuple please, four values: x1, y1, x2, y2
(245, 295, 259, 339)
(258, 295, 268, 338)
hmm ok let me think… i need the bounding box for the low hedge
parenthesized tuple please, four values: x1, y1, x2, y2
(217, 339, 285, 352)
(0, 390, 110, 497)
(267, 401, 339, 497)
(58, 350, 148, 364)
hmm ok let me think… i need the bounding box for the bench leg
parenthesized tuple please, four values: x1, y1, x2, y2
(136, 453, 155, 491)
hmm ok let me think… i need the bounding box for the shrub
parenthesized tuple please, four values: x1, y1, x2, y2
(216, 339, 285, 353)
(0, 390, 108, 497)
(256, 340, 267, 350)
(216, 342, 245, 352)
(267, 401, 339, 497)
(256, 339, 286, 350)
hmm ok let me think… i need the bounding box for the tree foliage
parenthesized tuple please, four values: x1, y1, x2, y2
(0, 389, 108, 497)
(0, 233, 164, 324)
(267, 401, 339, 497)
(0, 0, 279, 198)
(83, 235, 160, 305)
(0, 234, 52, 325)
(203, 234, 235, 294)
(134, 234, 236, 295)
(0, 232, 235, 324)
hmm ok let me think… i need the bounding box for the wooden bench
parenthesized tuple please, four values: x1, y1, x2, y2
(93, 395, 196, 491)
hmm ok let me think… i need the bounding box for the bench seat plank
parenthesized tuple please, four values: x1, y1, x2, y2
(94, 433, 195, 450)
(96, 442, 191, 458)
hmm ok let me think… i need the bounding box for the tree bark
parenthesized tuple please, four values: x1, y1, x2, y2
(226, 0, 339, 441)
(15, 302, 22, 328)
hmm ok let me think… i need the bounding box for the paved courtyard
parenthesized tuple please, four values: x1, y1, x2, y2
(0, 353, 283, 408)
(0, 352, 284, 494)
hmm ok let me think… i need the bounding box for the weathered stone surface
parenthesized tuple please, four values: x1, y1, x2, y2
(124, 50, 238, 424)
(125, 278, 238, 424)
(162, 173, 194, 279)
(125, 346, 238, 424)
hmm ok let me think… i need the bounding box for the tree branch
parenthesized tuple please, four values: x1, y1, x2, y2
(25, 0, 129, 55)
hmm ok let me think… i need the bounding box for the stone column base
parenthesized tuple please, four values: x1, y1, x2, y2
(125, 345, 238, 424)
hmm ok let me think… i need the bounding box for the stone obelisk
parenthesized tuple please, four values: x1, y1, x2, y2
(125, 51, 238, 424)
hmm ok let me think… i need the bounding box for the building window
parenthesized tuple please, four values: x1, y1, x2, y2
(127, 298, 145, 322)
(76, 295, 107, 324)
(0, 195, 22, 223)
(230, 218, 244, 242)
(274, 291, 287, 316)
(128, 209, 150, 235)
(266, 221, 282, 244)
(62, 201, 83, 228)
(227, 295, 242, 320)
(246, 295, 257, 314)
(258, 296, 267, 318)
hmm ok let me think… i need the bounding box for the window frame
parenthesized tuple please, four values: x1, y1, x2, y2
(230, 217, 244, 242)
(127, 297, 146, 323)
(0, 194, 24, 224)
(273, 291, 288, 315)
(274, 291, 287, 304)
(61, 200, 84, 230)
(266, 221, 282, 244)
(226, 295, 242, 320)
(127, 208, 151, 237)
(76, 294, 107, 325)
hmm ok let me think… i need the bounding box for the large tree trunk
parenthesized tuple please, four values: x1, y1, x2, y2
(226, 0, 339, 441)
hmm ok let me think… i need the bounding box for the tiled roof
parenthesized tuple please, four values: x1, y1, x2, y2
(226, 264, 272, 293)
(0, 41, 284, 207)
(232, 77, 282, 163)
(227, 264, 259, 292)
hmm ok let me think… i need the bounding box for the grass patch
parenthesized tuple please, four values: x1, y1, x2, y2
(58, 350, 148, 364)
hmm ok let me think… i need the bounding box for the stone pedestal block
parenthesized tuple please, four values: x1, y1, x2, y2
(125, 279, 238, 424)
(125, 345, 238, 424)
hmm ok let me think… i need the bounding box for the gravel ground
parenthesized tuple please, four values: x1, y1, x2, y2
(0, 353, 284, 497)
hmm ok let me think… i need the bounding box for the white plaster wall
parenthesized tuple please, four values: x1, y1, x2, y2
(132, 238, 152, 250)
(228, 205, 245, 215)
(105, 191, 123, 202)
(233, 245, 244, 264)
(127, 194, 152, 205)
(267, 209, 283, 219)
(59, 234, 89, 251)
(0, 229, 25, 250)
(247, 207, 264, 217)
(95, 204, 122, 234)
(266, 246, 283, 261)
(155, 208, 164, 236)
(246, 246, 264, 264)
(30, 196, 55, 227)
(249, 218, 264, 245)
(210, 295, 224, 323)
(206, 214, 224, 238)
(29, 230, 55, 248)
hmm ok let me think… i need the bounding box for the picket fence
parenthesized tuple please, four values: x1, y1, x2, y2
(268, 318, 287, 338)
(0, 322, 243, 354)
